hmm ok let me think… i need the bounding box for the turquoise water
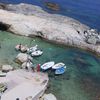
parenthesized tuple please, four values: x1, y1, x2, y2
(0, 0, 100, 99)
(0, 31, 100, 100)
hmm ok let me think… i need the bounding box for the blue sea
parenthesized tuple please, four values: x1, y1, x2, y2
(0, 0, 100, 31)
(0, 0, 100, 100)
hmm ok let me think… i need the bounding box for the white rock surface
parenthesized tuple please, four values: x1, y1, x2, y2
(2, 65, 13, 72)
(1, 69, 49, 100)
(0, 3, 100, 55)
(16, 53, 32, 63)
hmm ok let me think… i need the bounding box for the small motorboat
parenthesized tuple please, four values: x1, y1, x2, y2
(31, 50, 43, 57)
(55, 67, 66, 75)
(27, 45, 38, 53)
(0, 71, 7, 77)
(52, 62, 66, 69)
(41, 61, 55, 71)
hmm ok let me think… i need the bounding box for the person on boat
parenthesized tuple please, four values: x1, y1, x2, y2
(37, 64, 41, 72)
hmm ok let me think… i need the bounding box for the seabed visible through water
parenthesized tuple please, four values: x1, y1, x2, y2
(0, 31, 100, 100)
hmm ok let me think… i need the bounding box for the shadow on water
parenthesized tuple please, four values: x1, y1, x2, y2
(72, 51, 100, 100)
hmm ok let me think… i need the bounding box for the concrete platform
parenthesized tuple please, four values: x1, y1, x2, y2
(0, 69, 49, 100)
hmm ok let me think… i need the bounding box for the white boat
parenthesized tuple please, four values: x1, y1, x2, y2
(31, 50, 43, 57)
(0, 71, 7, 77)
(27, 45, 38, 53)
(41, 61, 55, 70)
(52, 62, 66, 69)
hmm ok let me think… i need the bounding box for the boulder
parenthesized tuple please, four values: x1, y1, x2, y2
(15, 53, 33, 63)
(0, 3, 6, 9)
(2, 65, 13, 72)
(42, 93, 57, 100)
(20, 45, 28, 52)
(44, 2, 60, 11)
(87, 35, 97, 45)
(15, 44, 28, 52)
(21, 61, 33, 70)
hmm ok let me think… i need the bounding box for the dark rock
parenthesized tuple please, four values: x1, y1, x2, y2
(44, 2, 60, 11)
(0, 22, 11, 31)
(0, 3, 6, 9)
(37, 31, 44, 37)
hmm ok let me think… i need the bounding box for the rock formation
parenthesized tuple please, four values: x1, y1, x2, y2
(2, 65, 13, 73)
(0, 3, 100, 55)
(44, 2, 60, 11)
(15, 53, 33, 63)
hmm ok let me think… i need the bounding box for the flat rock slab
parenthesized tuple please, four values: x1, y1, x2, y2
(1, 69, 49, 100)
(1, 82, 45, 100)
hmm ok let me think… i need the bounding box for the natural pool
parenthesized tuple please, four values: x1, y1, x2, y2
(0, 31, 100, 100)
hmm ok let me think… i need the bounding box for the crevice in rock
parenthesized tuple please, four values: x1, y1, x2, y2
(37, 31, 44, 36)
(77, 30, 80, 34)
(36, 31, 44, 38)
(0, 3, 6, 9)
(0, 22, 11, 31)
(28, 34, 36, 38)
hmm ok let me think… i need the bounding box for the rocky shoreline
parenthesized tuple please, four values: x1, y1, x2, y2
(0, 3, 100, 55)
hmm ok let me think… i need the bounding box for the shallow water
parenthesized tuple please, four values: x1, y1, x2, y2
(0, 31, 100, 100)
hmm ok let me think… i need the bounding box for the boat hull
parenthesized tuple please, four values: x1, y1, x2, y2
(52, 63, 65, 69)
(41, 61, 55, 71)
(55, 67, 66, 75)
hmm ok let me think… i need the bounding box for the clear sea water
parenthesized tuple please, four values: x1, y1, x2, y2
(0, 31, 100, 100)
(0, 0, 100, 100)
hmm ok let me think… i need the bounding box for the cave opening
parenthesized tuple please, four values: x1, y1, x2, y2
(0, 22, 10, 31)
